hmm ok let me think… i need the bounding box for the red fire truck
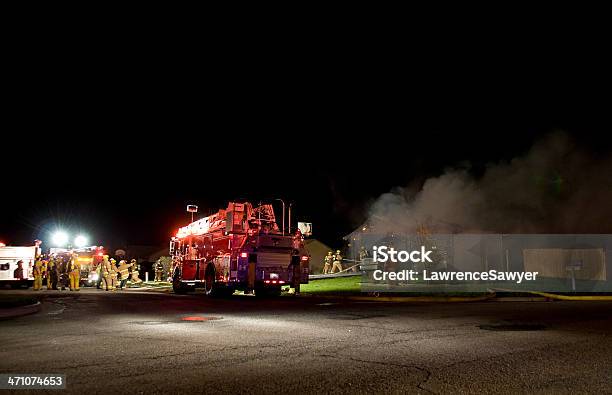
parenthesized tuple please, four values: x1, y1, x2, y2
(170, 202, 310, 297)
(49, 246, 105, 286)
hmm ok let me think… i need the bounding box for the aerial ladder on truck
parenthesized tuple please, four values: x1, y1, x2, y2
(170, 202, 310, 297)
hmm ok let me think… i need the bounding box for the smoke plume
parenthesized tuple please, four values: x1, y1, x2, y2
(367, 132, 612, 234)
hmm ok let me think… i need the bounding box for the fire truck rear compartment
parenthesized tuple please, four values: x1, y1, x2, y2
(256, 252, 291, 267)
(254, 251, 291, 283)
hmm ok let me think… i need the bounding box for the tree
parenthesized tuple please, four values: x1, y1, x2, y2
(157, 256, 173, 279)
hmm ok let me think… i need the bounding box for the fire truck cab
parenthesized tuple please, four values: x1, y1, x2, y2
(49, 246, 105, 286)
(170, 202, 309, 297)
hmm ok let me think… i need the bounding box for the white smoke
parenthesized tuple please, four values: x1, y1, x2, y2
(367, 132, 612, 234)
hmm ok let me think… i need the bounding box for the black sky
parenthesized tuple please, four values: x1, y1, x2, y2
(2, 62, 611, 250)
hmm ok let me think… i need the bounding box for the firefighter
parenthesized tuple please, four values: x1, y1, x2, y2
(356, 246, 369, 272)
(130, 259, 142, 285)
(323, 251, 333, 274)
(56, 257, 68, 291)
(109, 258, 118, 291)
(116, 260, 130, 289)
(32, 257, 43, 290)
(41, 258, 48, 286)
(68, 253, 81, 291)
(13, 260, 24, 280)
(331, 250, 343, 274)
(154, 260, 164, 282)
(47, 257, 58, 290)
(100, 255, 111, 291)
(95, 262, 102, 289)
(359, 246, 368, 261)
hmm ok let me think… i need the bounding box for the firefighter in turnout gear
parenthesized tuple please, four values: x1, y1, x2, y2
(323, 251, 333, 274)
(47, 258, 58, 290)
(95, 262, 102, 289)
(109, 258, 118, 290)
(68, 254, 81, 291)
(57, 257, 68, 290)
(100, 255, 112, 291)
(356, 246, 369, 272)
(116, 260, 131, 289)
(359, 246, 368, 261)
(154, 260, 164, 282)
(130, 259, 142, 284)
(41, 258, 48, 286)
(331, 250, 343, 274)
(33, 257, 43, 290)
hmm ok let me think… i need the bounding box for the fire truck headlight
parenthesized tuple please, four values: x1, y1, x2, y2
(74, 235, 88, 248)
(52, 231, 69, 247)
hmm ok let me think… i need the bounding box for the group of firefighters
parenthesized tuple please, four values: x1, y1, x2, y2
(30, 254, 84, 291)
(28, 254, 144, 291)
(96, 255, 143, 291)
(322, 250, 344, 274)
(322, 247, 369, 274)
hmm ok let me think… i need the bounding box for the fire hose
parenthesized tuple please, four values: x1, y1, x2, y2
(329, 259, 362, 275)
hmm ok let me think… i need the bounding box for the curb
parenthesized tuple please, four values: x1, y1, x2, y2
(491, 288, 612, 301)
(0, 301, 41, 320)
(300, 292, 497, 303)
(524, 291, 612, 301)
(309, 273, 362, 280)
(494, 296, 548, 302)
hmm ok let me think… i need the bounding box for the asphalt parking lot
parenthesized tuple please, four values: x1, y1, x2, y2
(1, 289, 612, 394)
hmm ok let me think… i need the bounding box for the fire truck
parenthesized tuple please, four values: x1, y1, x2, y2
(170, 202, 310, 297)
(50, 246, 105, 286)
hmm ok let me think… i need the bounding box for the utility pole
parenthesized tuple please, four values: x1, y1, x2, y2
(288, 203, 292, 234)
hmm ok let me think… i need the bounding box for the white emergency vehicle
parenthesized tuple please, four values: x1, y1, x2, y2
(0, 242, 41, 287)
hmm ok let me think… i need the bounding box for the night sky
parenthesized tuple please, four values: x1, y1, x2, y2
(2, 68, 610, 251)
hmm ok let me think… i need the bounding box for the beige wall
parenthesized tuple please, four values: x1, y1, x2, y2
(305, 239, 333, 274)
(523, 249, 606, 280)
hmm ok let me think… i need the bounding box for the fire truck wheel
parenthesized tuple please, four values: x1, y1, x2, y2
(172, 277, 191, 294)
